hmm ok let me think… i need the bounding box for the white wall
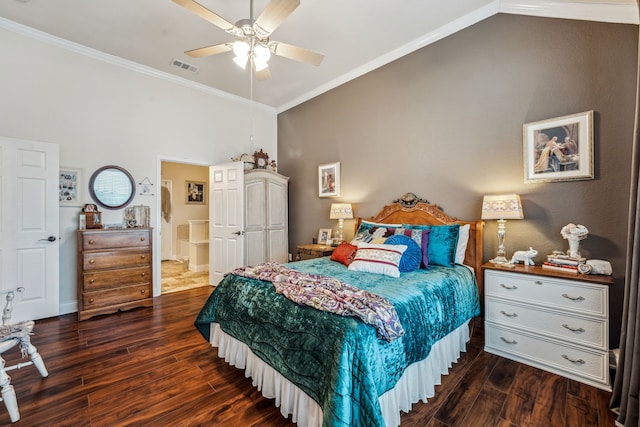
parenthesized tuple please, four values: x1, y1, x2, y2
(0, 27, 277, 316)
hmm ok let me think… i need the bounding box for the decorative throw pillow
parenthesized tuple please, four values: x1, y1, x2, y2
(351, 220, 402, 245)
(455, 224, 470, 264)
(403, 224, 460, 267)
(330, 242, 358, 266)
(393, 228, 431, 267)
(348, 243, 407, 278)
(384, 235, 421, 272)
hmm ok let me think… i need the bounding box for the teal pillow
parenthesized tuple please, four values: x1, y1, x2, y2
(385, 235, 421, 272)
(404, 224, 460, 267)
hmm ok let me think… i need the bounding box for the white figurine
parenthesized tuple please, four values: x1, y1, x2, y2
(510, 247, 538, 266)
(560, 223, 589, 258)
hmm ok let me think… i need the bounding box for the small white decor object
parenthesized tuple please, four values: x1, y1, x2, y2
(586, 259, 612, 275)
(510, 247, 538, 266)
(560, 223, 589, 258)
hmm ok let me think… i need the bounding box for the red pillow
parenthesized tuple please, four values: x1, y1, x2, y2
(330, 242, 358, 266)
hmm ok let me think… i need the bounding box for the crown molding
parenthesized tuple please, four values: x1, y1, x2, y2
(0, 16, 276, 113)
(500, 0, 639, 24)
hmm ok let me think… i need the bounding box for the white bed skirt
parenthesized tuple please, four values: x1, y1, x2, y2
(210, 321, 470, 427)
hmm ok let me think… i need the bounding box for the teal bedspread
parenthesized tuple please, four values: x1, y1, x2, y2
(194, 258, 480, 427)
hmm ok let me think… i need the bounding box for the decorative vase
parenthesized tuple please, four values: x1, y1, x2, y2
(568, 237, 581, 258)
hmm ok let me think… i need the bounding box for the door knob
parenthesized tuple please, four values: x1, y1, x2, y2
(232, 231, 245, 236)
(38, 236, 57, 242)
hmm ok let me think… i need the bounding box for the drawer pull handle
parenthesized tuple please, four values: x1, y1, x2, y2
(141, 289, 146, 294)
(88, 239, 94, 244)
(89, 279, 95, 284)
(500, 284, 518, 290)
(89, 259, 95, 264)
(89, 298, 94, 304)
(140, 237, 145, 241)
(500, 310, 518, 318)
(141, 272, 145, 277)
(500, 337, 518, 345)
(140, 255, 145, 260)
(562, 354, 586, 364)
(562, 324, 585, 333)
(534, 280, 543, 285)
(562, 293, 585, 302)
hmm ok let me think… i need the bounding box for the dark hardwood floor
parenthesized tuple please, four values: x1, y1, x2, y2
(1, 286, 616, 426)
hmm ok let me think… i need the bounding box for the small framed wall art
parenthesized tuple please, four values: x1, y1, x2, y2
(318, 162, 340, 197)
(523, 110, 594, 183)
(59, 167, 84, 207)
(186, 181, 206, 204)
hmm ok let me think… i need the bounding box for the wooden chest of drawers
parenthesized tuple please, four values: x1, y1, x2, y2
(77, 228, 153, 321)
(482, 263, 613, 390)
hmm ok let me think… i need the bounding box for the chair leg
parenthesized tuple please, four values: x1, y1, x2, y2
(27, 343, 48, 378)
(0, 356, 20, 423)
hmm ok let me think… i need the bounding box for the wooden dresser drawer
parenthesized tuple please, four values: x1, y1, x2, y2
(485, 296, 607, 350)
(83, 250, 150, 270)
(83, 266, 151, 291)
(485, 270, 607, 317)
(83, 284, 151, 310)
(485, 323, 609, 388)
(82, 229, 150, 250)
(77, 228, 153, 320)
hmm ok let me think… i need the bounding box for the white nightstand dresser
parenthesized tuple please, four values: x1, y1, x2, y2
(483, 263, 614, 391)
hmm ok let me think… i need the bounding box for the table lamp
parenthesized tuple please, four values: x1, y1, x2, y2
(330, 203, 353, 243)
(481, 194, 524, 264)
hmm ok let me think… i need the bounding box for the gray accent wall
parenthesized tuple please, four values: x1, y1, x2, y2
(277, 14, 638, 347)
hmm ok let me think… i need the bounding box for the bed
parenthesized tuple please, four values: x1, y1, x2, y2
(195, 193, 484, 426)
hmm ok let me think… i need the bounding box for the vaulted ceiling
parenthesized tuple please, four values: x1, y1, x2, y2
(0, 0, 636, 112)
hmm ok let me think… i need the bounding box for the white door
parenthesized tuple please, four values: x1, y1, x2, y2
(209, 162, 244, 286)
(0, 137, 59, 322)
(160, 180, 173, 260)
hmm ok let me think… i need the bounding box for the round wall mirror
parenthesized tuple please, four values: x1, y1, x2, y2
(89, 165, 136, 210)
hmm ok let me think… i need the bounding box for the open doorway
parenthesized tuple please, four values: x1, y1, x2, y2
(160, 160, 210, 294)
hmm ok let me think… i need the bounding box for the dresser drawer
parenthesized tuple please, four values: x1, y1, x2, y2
(485, 270, 606, 317)
(485, 323, 609, 388)
(485, 296, 607, 350)
(83, 266, 151, 291)
(83, 250, 150, 270)
(83, 284, 151, 309)
(82, 230, 150, 250)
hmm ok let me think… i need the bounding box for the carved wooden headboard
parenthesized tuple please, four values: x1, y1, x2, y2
(357, 193, 485, 297)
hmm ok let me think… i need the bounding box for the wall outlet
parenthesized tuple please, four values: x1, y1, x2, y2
(288, 253, 292, 261)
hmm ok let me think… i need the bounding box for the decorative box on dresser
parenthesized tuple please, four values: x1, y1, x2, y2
(77, 228, 153, 321)
(482, 263, 613, 390)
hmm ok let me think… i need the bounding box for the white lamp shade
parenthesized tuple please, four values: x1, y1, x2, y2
(481, 194, 524, 220)
(329, 203, 353, 220)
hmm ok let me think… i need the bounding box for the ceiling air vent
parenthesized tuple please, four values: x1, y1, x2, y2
(171, 58, 199, 73)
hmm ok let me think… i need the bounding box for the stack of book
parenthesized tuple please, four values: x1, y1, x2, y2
(542, 253, 586, 274)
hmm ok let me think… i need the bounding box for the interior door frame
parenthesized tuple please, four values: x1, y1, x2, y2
(155, 155, 211, 297)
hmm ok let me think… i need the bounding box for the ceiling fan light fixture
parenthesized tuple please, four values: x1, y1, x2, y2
(232, 40, 250, 57)
(254, 59, 269, 72)
(233, 54, 249, 69)
(253, 43, 271, 63)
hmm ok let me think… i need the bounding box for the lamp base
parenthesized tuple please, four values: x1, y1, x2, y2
(490, 255, 510, 264)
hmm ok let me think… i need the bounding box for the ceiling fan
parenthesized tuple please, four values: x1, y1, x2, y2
(172, 0, 324, 81)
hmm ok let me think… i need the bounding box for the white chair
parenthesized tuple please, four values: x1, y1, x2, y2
(0, 287, 48, 423)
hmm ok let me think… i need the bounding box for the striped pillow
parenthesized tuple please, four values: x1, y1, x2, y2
(348, 243, 407, 278)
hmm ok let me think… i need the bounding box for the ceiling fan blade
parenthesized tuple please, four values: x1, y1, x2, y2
(172, 0, 239, 35)
(253, 66, 272, 81)
(254, 0, 300, 36)
(185, 43, 232, 58)
(270, 42, 324, 66)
